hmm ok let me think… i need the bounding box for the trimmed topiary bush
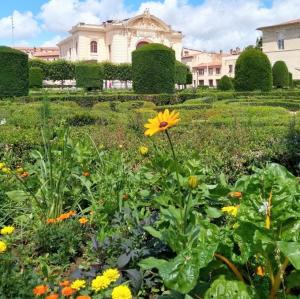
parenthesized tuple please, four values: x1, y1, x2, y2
(48, 60, 75, 86)
(272, 61, 289, 88)
(218, 75, 233, 91)
(0, 46, 29, 97)
(132, 43, 175, 94)
(29, 67, 43, 88)
(175, 61, 188, 85)
(234, 48, 272, 92)
(75, 63, 103, 90)
(29, 59, 50, 79)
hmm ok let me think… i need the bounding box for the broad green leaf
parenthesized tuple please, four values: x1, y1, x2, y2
(204, 276, 252, 299)
(277, 241, 300, 269)
(159, 248, 200, 294)
(6, 190, 29, 202)
(139, 257, 167, 270)
(144, 226, 162, 240)
(286, 271, 300, 289)
(205, 207, 222, 219)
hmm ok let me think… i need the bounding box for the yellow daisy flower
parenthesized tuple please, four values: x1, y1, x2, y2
(70, 279, 86, 290)
(0, 226, 15, 235)
(103, 268, 120, 283)
(139, 146, 149, 156)
(0, 162, 5, 170)
(0, 241, 7, 253)
(188, 176, 198, 189)
(144, 109, 180, 136)
(221, 205, 240, 217)
(112, 285, 132, 299)
(91, 275, 110, 292)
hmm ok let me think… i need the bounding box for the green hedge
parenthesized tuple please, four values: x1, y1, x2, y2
(175, 61, 188, 85)
(234, 48, 272, 91)
(29, 67, 43, 88)
(29, 59, 49, 78)
(48, 60, 75, 84)
(186, 71, 193, 85)
(272, 61, 289, 88)
(217, 75, 233, 91)
(132, 43, 175, 94)
(0, 46, 29, 97)
(75, 64, 103, 90)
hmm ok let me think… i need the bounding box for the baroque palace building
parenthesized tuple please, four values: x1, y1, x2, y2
(58, 9, 183, 63)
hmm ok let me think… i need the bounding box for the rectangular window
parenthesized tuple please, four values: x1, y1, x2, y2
(277, 31, 285, 50)
(216, 68, 221, 74)
(229, 65, 233, 73)
(209, 79, 214, 87)
(199, 80, 204, 86)
(199, 69, 205, 75)
(208, 68, 213, 75)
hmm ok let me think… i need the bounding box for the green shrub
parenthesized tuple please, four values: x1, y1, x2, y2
(289, 72, 294, 88)
(29, 67, 43, 88)
(48, 60, 75, 85)
(186, 71, 193, 85)
(0, 46, 29, 97)
(132, 43, 175, 94)
(175, 61, 188, 85)
(218, 75, 233, 91)
(75, 63, 103, 90)
(234, 48, 272, 91)
(28, 59, 49, 78)
(66, 113, 97, 126)
(272, 61, 289, 88)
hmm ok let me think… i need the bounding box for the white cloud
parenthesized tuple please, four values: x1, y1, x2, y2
(41, 35, 64, 46)
(135, 0, 300, 51)
(39, 0, 129, 32)
(0, 10, 40, 40)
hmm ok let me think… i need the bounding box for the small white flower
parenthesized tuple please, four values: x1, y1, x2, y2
(0, 118, 6, 125)
(258, 202, 269, 214)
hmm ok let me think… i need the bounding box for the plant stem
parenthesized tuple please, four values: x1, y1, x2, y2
(215, 253, 245, 282)
(269, 257, 289, 299)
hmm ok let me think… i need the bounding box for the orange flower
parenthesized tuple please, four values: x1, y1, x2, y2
(79, 217, 88, 225)
(228, 191, 242, 199)
(47, 218, 57, 224)
(57, 213, 71, 221)
(256, 266, 265, 276)
(76, 296, 91, 299)
(83, 171, 90, 177)
(46, 294, 59, 299)
(21, 171, 29, 178)
(61, 286, 75, 296)
(59, 280, 70, 287)
(33, 285, 49, 296)
(68, 210, 77, 216)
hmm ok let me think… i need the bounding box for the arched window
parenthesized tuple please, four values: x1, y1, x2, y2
(136, 41, 149, 49)
(90, 41, 98, 53)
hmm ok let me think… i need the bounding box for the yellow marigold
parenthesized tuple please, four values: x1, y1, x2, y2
(112, 285, 132, 299)
(144, 109, 180, 136)
(188, 176, 198, 189)
(139, 146, 149, 156)
(1, 167, 11, 174)
(91, 275, 111, 292)
(33, 285, 49, 296)
(79, 217, 88, 225)
(0, 162, 5, 170)
(71, 279, 86, 290)
(1, 226, 15, 235)
(221, 205, 239, 217)
(228, 191, 242, 199)
(256, 266, 265, 277)
(103, 268, 120, 283)
(0, 241, 7, 253)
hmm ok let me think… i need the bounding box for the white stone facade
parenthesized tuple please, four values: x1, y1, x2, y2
(58, 10, 182, 63)
(258, 19, 300, 80)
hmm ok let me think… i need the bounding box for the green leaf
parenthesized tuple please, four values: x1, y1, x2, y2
(286, 270, 300, 289)
(159, 248, 201, 294)
(204, 276, 253, 299)
(277, 241, 300, 269)
(144, 226, 162, 240)
(6, 190, 29, 202)
(205, 207, 222, 219)
(139, 257, 167, 270)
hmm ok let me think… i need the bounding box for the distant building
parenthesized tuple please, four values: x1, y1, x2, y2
(14, 47, 59, 61)
(258, 19, 300, 79)
(182, 47, 240, 87)
(57, 10, 183, 63)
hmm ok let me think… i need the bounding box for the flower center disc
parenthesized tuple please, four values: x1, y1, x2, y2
(159, 121, 168, 128)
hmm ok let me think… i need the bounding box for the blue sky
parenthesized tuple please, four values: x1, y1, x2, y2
(0, 0, 297, 51)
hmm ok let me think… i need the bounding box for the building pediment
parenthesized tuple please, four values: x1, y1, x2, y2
(126, 13, 171, 32)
